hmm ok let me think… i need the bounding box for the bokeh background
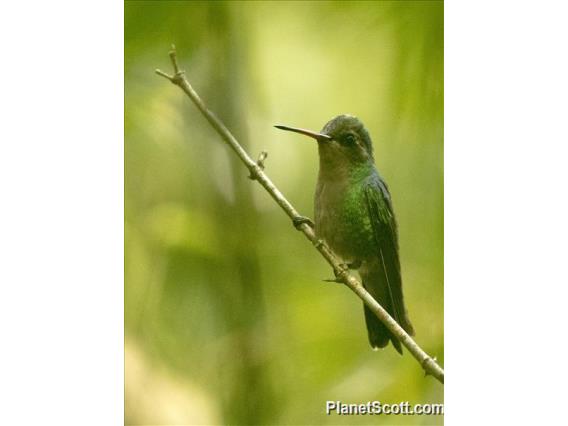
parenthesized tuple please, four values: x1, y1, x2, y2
(125, 1, 443, 425)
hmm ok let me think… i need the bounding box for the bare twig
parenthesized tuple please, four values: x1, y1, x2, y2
(155, 46, 444, 384)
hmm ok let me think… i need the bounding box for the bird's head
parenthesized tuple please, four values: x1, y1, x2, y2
(275, 115, 374, 172)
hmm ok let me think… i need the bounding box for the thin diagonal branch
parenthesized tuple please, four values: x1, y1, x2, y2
(155, 46, 444, 384)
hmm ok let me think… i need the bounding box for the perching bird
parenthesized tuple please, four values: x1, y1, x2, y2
(275, 115, 414, 354)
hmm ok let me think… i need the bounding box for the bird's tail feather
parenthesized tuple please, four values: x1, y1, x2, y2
(364, 304, 403, 353)
(362, 266, 414, 355)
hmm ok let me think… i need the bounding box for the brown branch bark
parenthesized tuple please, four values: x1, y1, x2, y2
(155, 46, 444, 384)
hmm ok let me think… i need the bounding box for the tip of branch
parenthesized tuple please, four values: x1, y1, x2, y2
(155, 69, 173, 81)
(167, 45, 181, 75)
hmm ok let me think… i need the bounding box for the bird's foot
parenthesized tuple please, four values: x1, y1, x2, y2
(323, 262, 354, 284)
(346, 260, 362, 270)
(292, 215, 314, 230)
(323, 277, 344, 284)
(323, 260, 361, 283)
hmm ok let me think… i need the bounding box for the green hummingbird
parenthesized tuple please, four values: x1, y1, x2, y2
(275, 115, 414, 354)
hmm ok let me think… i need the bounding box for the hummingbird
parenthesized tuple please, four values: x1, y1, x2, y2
(275, 115, 414, 354)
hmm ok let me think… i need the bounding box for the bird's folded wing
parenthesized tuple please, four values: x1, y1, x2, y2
(363, 181, 408, 331)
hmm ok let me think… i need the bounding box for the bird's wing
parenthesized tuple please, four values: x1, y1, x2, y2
(364, 180, 413, 335)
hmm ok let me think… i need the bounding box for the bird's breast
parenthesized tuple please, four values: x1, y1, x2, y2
(314, 179, 374, 262)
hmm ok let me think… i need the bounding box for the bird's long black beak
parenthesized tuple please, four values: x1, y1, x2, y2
(274, 125, 331, 141)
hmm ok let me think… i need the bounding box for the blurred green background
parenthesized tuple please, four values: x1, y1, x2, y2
(125, 1, 443, 425)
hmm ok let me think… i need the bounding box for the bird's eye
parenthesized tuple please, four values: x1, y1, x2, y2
(344, 134, 355, 144)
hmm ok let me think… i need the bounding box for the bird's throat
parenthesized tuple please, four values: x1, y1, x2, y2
(317, 144, 374, 184)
